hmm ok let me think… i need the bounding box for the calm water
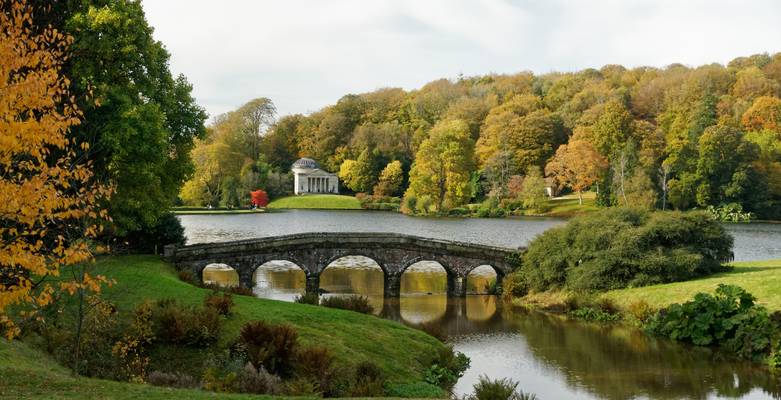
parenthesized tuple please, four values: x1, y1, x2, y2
(180, 209, 781, 261)
(183, 210, 781, 399)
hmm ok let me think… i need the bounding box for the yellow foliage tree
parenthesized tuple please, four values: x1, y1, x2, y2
(0, 0, 110, 338)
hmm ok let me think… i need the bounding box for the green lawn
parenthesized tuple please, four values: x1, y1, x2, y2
(603, 259, 781, 311)
(268, 194, 361, 210)
(172, 209, 267, 215)
(0, 255, 445, 398)
(542, 192, 598, 217)
(0, 339, 286, 400)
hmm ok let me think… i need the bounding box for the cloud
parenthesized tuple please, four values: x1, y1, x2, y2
(141, 0, 781, 119)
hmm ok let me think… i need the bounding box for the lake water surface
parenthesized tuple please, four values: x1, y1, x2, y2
(180, 210, 781, 399)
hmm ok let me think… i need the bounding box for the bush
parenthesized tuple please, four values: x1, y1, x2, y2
(568, 307, 620, 323)
(122, 212, 186, 253)
(519, 209, 734, 292)
(147, 371, 199, 389)
(237, 363, 282, 395)
(320, 295, 374, 314)
(626, 300, 654, 323)
(646, 285, 778, 362)
(467, 375, 538, 400)
(349, 361, 386, 397)
(204, 292, 234, 316)
(385, 382, 444, 398)
(423, 346, 470, 390)
(201, 282, 254, 296)
(237, 320, 298, 377)
(401, 195, 417, 214)
(293, 292, 320, 305)
(150, 299, 221, 346)
(447, 207, 470, 217)
(417, 195, 434, 215)
(705, 203, 753, 222)
(295, 346, 338, 396)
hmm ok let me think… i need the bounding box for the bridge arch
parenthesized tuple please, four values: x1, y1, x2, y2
(320, 255, 385, 296)
(466, 264, 502, 295)
(202, 263, 239, 287)
(252, 260, 306, 292)
(400, 260, 449, 295)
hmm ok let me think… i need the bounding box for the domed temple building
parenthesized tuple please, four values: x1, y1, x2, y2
(291, 158, 339, 195)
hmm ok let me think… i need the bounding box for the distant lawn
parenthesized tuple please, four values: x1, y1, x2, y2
(543, 191, 598, 217)
(603, 259, 781, 311)
(268, 194, 361, 210)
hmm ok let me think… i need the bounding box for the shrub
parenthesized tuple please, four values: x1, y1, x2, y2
(520, 209, 733, 292)
(467, 375, 538, 400)
(204, 291, 234, 316)
(448, 207, 470, 217)
(147, 371, 199, 388)
(568, 307, 620, 323)
(293, 292, 320, 305)
(646, 285, 778, 362)
(228, 286, 254, 296)
(123, 212, 186, 253)
(401, 195, 417, 214)
(424, 346, 470, 390)
(284, 377, 321, 396)
(178, 270, 196, 284)
(502, 271, 529, 298)
(417, 195, 434, 215)
(705, 203, 753, 222)
(320, 295, 374, 314)
(295, 346, 338, 396)
(237, 320, 298, 377)
(150, 299, 221, 346)
(350, 361, 386, 397)
(238, 363, 282, 395)
(626, 300, 654, 323)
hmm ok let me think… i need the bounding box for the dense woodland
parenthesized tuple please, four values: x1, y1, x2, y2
(184, 53, 781, 219)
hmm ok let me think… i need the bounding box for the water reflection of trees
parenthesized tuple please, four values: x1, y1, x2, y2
(513, 311, 781, 400)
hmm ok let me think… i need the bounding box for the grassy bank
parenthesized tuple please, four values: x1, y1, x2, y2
(172, 208, 267, 215)
(2, 255, 445, 398)
(0, 339, 284, 400)
(603, 259, 781, 311)
(516, 259, 781, 312)
(268, 194, 361, 210)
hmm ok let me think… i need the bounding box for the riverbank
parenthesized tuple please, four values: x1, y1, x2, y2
(172, 207, 270, 215)
(5, 255, 446, 398)
(514, 258, 781, 313)
(268, 194, 362, 210)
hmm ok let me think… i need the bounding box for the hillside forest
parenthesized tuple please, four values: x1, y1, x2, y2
(181, 53, 781, 219)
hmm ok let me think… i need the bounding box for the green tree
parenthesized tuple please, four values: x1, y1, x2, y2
(519, 166, 549, 213)
(407, 119, 475, 209)
(47, 0, 207, 238)
(339, 150, 376, 193)
(374, 160, 404, 197)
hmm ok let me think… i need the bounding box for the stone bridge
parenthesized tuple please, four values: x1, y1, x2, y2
(164, 232, 523, 297)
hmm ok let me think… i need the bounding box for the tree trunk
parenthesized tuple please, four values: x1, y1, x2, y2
(72, 286, 83, 376)
(578, 191, 583, 205)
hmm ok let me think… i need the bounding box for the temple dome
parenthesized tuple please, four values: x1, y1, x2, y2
(292, 157, 318, 170)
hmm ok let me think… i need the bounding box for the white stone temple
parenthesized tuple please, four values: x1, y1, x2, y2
(291, 158, 339, 195)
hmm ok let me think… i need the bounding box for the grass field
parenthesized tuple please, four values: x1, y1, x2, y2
(603, 259, 781, 311)
(268, 194, 361, 209)
(0, 255, 445, 398)
(543, 192, 598, 217)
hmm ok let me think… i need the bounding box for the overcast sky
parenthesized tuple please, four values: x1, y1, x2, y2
(141, 0, 781, 120)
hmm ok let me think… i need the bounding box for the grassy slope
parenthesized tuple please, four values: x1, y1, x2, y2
(0, 339, 283, 400)
(542, 192, 598, 217)
(268, 195, 361, 210)
(90, 256, 442, 383)
(602, 259, 781, 311)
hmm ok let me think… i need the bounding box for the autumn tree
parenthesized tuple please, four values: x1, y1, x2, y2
(250, 190, 269, 207)
(0, 0, 109, 338)
(339, 149, 376, 193)
(406, 119, 475, 209)
(374, 160, 404, 197)
(742, 96, 781, 132)
(545, 140, 608, 204)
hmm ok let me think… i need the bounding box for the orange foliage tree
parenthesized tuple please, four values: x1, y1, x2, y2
(0, 0, 110, 338)
(545, 139, 608, 205)
(250, 189, 269, 207)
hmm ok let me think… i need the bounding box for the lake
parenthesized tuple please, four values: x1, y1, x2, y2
(180, 210, 781, 399)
